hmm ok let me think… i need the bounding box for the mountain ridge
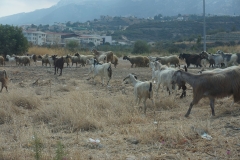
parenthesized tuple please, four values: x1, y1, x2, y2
(0, 0, 239, 25)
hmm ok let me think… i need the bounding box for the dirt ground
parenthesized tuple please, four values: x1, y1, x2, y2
(0, 58, 240, 160)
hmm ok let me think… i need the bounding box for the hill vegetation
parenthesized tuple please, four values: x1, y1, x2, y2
(111, 15, 240, 42)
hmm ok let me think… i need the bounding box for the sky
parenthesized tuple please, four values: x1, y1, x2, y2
(0, 0, 60, 18)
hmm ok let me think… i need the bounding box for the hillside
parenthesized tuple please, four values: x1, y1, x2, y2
(111, 16, 240, 41)
(0, 0, 239, 25)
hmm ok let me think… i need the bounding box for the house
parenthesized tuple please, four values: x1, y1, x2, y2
(23, 31, 46, 46)
(45, 32, 62, 45)
(79, 35, 102, 46)
(45, 32, 79, 45)
(101, 36, 112, 45)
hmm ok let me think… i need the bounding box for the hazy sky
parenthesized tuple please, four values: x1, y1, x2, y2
(0, 0, 60, 18)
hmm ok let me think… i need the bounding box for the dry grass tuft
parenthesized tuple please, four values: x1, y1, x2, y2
(0, 108, 12, 124)
(155, 96, 179, 110)
(3, 90, 42, 110)
(54, 85, 72, 92)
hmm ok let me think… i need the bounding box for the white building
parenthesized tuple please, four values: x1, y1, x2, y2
(23, 31, 46, 46)
(101, 36, 112, 45)
(79, 35, 102, 46)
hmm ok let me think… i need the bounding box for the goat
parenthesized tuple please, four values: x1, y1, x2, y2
(30, 54, 37, 66)
(52, 55, 64, 76)
(47, 55, 55, 67)
(208, 53, 224, 68)
(172, 66, 240, 117)
(97, 54, 107, 63)
(0, 70, 8, 92)
(63, 55, 72, 67)
(155, 63, 177, 95)
(15, 56, 30, 66)
(6, 55, 15, 65)
(92, 49, 114, 63)
(79, 54, 95, 67)
(111, 55, 119, 68)
(148, 56, 159, 62)
(156, 55, 180, 67)
(0, 56, 5, 66)
(154, 61, 187, 98)
(216, 50, 238, 67)
(123, 73, 154, 114)
(38, 55, 50, 67)
(143, 56, 150, 67)
(179, 52, 207, 68)
(149, 61, 159, 83)
(71, 53, 81, 67)
(123, 55, 148, 67)
(87, 58, 112, 86)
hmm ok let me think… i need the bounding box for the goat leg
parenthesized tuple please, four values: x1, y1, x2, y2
(185, 102, 194, 117)
(143, 99, 147, 115)
(209, 98, 215, 116)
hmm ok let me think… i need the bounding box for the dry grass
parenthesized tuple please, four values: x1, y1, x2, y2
(208, 44, 240, 53)
(28, 46, 93, 56)
(0, 57, 239, 159)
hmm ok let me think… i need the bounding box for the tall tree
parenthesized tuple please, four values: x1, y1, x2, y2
(0, 25, 28, 56)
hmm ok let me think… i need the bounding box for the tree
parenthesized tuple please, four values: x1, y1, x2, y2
(0, 25, 28, 56)
(196, 36, 202, 45)
(132, 40, 149, 54)
(87, 42, 95, 47)
(66, 41, 79, 52)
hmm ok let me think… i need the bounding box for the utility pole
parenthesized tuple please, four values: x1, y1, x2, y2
(203, 0, 206, 51)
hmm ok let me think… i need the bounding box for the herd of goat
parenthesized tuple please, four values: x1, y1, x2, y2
(0, 49, 240, 117)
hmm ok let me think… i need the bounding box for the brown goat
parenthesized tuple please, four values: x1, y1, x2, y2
(0, 70, 8, 92)
(172, 66, 240, 117)
(111, 55, 118, 68)
(0, 56, 5, 66)
(92, 49, 113, 63)
(123, 55, 146, 67)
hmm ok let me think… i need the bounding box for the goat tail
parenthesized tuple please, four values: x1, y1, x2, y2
(107, 63, 112, 79)
(149, 82, 152, 99)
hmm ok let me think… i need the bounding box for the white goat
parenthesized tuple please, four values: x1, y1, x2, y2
(149, 61, 159, 83)
(97, 54, 107, 63)
(123, 73, 154, 114)
(47, 55, 55, 67)
(154, 61, 176, 95)
(148, 56, 158, 62)
(6, 55, 15, 65)
(87, 59, 112, 86)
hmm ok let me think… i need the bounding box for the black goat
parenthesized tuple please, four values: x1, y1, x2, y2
(52, 55, 65, 76)
(179, 52, 207, 68)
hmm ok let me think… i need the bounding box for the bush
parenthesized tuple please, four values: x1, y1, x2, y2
(132, 40, 150, 54)
(215, 41, 224, 46)
(229, 41, 236, 46)
(168, 47, 179, 54)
